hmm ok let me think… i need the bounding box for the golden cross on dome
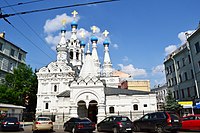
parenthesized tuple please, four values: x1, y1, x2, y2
(72, 10, 78, 18)
(103, 30, 109, 37)
(91, 26, 97, 33)
(62, 18, 67, 26)
(80, 30, 85, 38)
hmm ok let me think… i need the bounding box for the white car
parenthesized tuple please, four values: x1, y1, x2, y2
(32, 116, 53, 132)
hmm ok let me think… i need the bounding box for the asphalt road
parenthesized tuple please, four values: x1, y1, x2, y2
(0, 125, 198, 133)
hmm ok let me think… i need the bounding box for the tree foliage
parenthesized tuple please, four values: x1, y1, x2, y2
(0, 64, 37, 112)
(165, 90, 182, 112)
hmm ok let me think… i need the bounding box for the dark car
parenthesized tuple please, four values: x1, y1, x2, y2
(63, 117, 95, 133)
(1, 117, 21, 131)
(97, 116, 133, 133)
(181, 114, 200, 131)
(133, 111, 182, 133)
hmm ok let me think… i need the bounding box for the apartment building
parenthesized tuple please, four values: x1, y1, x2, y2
(151, 84, 168, 111)
(164, 24, 200, 103)
(0, 32, 27, 81)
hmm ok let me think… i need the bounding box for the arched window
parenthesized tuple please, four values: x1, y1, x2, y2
(70, 50, 73, 59)
(45, 103, 49, 109)
(54, 85, 57, 92)
(109, 107, 114, 113)
(76, 51, 79, 60)
(133, 104, 138, 110)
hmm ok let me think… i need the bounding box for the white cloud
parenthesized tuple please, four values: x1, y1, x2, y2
(178, 30, 195, 45)
(152, 64, 164, 75)
(113, 44, 119, 49)
(118, 64, 147, 78)
(43, 14, 116, 51)
(164, 45, 177, 56)
(122, 56, 129, 62)
(44, 13, 80, 34)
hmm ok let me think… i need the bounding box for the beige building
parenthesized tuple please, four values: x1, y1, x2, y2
(0, 32, 26, 81)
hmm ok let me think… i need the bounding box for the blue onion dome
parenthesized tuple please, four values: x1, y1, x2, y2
(61, 27, 66, 32)
(103, 39, 109, 46)
(80, 40, 86, 47)
(71, 21, 78, 28)
(91, 36, 98, 42)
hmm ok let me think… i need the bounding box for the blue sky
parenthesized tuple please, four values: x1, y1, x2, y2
(0, 0, 200, 88)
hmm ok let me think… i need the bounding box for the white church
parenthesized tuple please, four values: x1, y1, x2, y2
(35, 11, 157, 123)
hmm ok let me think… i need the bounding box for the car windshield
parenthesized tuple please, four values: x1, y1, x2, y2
(37, 117, 51, 121)
(115, 117, 131, 122)
(169, 113, 179, 120)
(3, 117, 18, 122)
(80, 119, 91, 122)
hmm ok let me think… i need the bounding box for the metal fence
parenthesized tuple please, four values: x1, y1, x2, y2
(0, 110, 156, 122)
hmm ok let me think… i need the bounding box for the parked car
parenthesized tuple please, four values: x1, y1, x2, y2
(63, 117, 95, 133)
(32, 116, 53, 132)
(0, 117, 21, 131)
(97, 116, 133, 133)
(132, 111, 182, 133)
(181, 114, 200, 131)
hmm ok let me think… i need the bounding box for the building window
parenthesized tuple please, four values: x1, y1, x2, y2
(182, 89, 185, 98)
(184, 72, 188, 81)
(195, 42, 200, 53)
(144, 104, 147, 107)
(198, 61, 200, 71)
(10, 49, 15, 57)
(169, 66, 172, 73)
(187, 87, 190, 97)
(191, 69, 194, 79)
(166, 67, 169, 75)
(133, 104, 138, 110)
(70, 50, 73, 59)
(109, 107, 114, 113)
(188, 55, 191, 63)
(0, 42, 3, 51)
(45, 103, 49, 109)
(173, 91, 176, 99)
(179, 74, 182, 83)
(182, 58, 185, 66)
(177, 90, 179, 99)
(177, 61, 180, 69)
(54, 85, 57, 92)
(194, 86, 197, 96)
(76, 51, 79, 60)
(172, 65, 175, 72)
(174, 77, 177, 85)
(18, 53, 22, 60)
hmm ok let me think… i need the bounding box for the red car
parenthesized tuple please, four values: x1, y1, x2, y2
(181, 114, 200, 131)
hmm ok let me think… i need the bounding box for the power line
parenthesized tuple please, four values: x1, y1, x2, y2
(0, 0, 120, 19)
(0, 0, 50, 9)
(3, 0, 56, 58)
(4, 18, 54, 60)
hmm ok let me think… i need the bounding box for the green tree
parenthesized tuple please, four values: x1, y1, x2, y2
(0, 64, 37, 112)
(165, 90, 182, 112)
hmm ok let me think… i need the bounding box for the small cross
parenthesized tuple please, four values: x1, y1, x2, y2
(103, 30, 109, 37)
(80, 30, 85, 38)
(71, 10, 78, 18)
(61, 18, 67, 26)
(91, 26, 97, 33)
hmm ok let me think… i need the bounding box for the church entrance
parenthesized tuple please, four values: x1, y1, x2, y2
(77, 100, 98, 123)
(88, 100, 98, 123)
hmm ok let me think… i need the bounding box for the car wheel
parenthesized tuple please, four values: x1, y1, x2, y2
(133, 124, 140, 132)
(156, 125, 164, 133)
(113, 127, 119, 133)
(72, 127, 76, 133)
(97, 126, 102, 132)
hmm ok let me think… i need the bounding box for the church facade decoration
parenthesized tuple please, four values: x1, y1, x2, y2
(36, 10, 157, 123)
